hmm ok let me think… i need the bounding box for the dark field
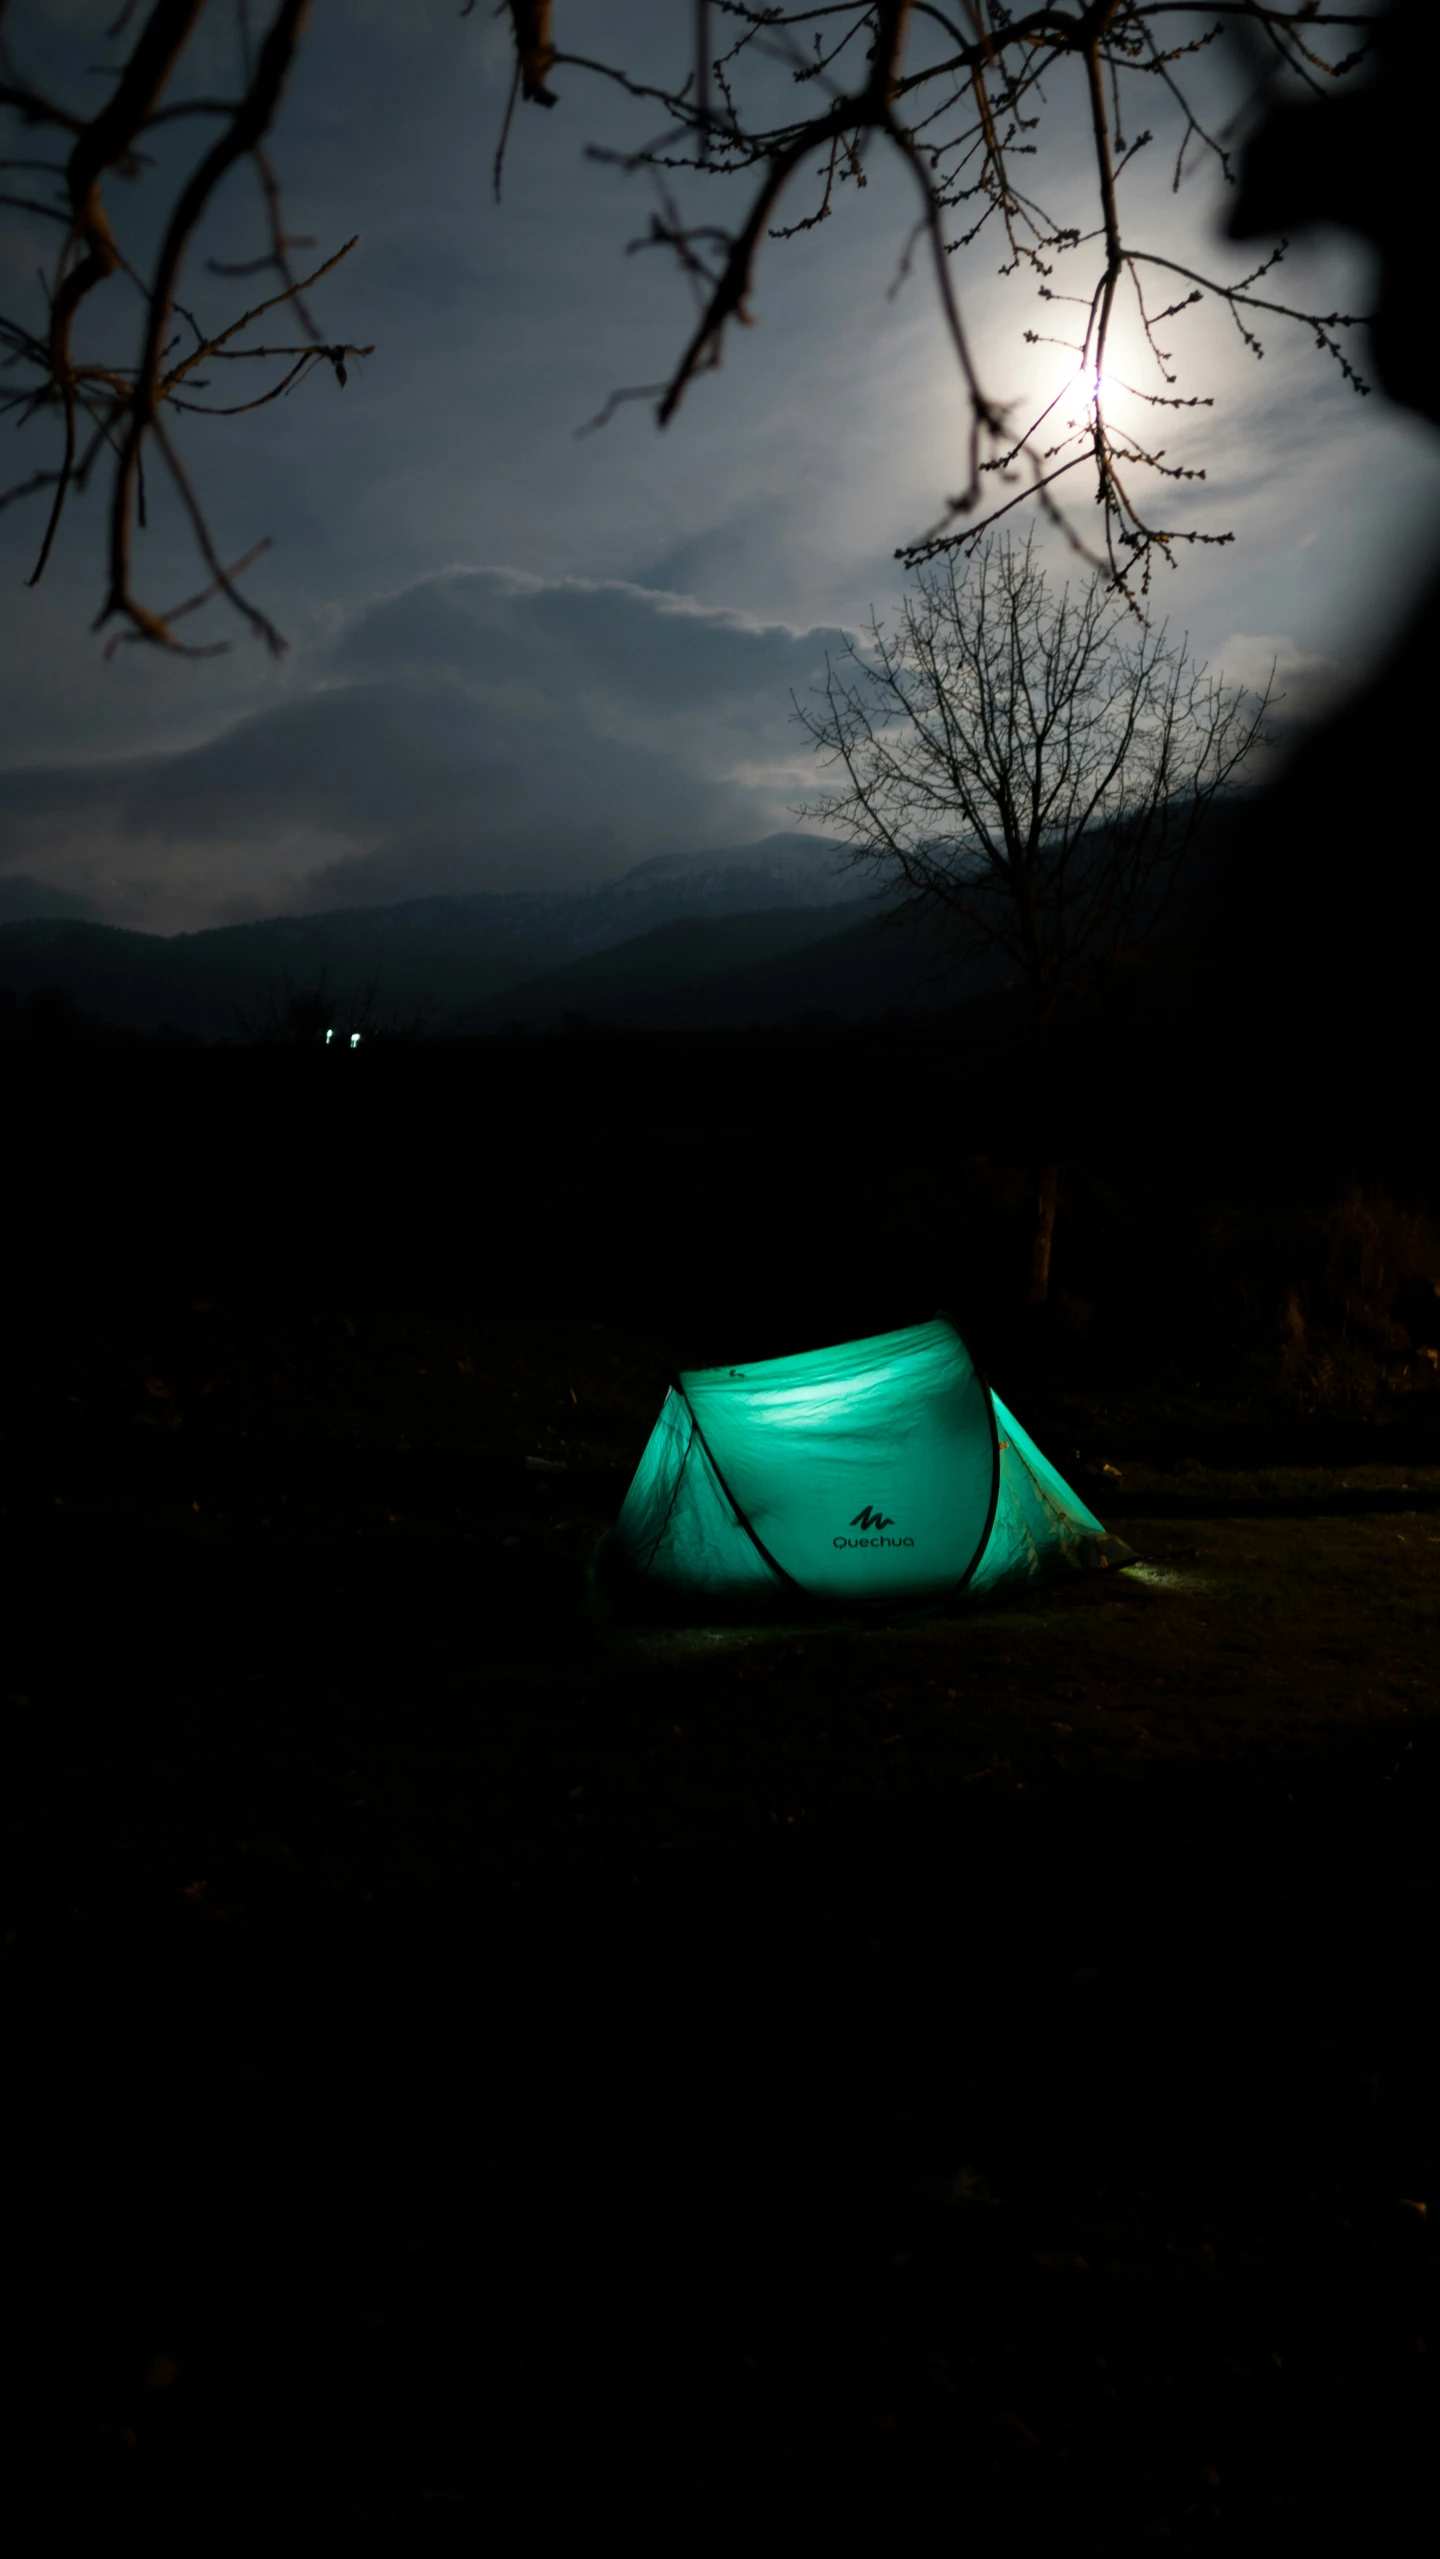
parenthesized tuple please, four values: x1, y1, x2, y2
(4, 1029, 1438, 2549)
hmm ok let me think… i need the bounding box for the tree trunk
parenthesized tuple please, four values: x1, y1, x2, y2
(1027, 1159, 1061, 1306)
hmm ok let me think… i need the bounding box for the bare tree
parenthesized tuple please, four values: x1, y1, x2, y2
(0, 4, 1380, 655)
(793, 529, 1274, 1302)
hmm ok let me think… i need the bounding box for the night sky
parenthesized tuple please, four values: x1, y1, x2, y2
(3, 2, 1437, 934)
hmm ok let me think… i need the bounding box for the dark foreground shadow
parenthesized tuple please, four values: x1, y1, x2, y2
(6, 1739, 1436, 2545)
(1218, 1, 1440, 1123)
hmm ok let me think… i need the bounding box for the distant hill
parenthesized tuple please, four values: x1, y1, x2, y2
(0, 835, 865, 1040)
(487, 905, 879, 1027)
(0, 805, 1245, 1044)
(493, 900, 1008, 1032)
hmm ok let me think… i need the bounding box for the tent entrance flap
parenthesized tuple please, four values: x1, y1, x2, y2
(603, 1386, 786, 1606)
(969, 1393, 1116, 1596)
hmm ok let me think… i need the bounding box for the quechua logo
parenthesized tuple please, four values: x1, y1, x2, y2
(835, 1503, 914, 1550)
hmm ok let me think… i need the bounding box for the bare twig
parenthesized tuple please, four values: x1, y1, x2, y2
(535, 1, 1379, 602)
(0, 0, 364, 651)
(0, 3, 1392, 646)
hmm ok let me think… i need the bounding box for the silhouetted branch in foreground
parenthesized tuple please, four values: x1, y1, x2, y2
(0, 4, 1386, 646)
(0, 0, 370, 654)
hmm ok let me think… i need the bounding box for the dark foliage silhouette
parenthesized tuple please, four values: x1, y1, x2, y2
(1218, 0, 1440, 1110)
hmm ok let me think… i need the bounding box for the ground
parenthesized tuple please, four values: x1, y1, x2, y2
(2, 1041, 1437, 2546)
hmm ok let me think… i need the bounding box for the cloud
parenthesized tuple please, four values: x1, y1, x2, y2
(0, 566, 1369, 936)
(1202, 630, 1351, 778)
(1206, 631, 1344, 705)
(325, 567, 849, 787)
(0, 871, 100, 925)
(0, 571, 851, 932)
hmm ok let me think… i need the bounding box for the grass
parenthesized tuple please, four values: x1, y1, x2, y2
(4, 1231, 1438, 2551)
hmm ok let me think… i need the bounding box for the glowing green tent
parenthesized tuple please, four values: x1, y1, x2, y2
(597, 1313, 1134, 1614)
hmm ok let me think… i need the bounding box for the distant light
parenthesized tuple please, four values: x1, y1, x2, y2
(324, 1028, 334, 1045)
(350, 1031, 361, 1049)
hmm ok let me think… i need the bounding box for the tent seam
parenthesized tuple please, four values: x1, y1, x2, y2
(639, 1405, 697, 1577)
(676, 1386, 804, 1599)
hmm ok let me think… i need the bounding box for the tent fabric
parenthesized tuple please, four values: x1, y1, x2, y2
(968, 1391, 1111, 1598)
(602, 1385, 781, 1605)
(599, 1313, 1132, 1613)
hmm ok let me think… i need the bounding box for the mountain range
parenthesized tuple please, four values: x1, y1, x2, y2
(0, 834, 999, 1041)
(0, 801, 1242, 1045)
